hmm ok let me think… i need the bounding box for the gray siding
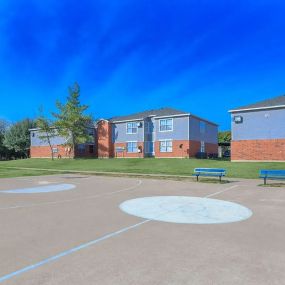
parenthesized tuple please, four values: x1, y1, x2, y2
(155, 116, 189, 140)
(231, 108, 285, 141)
(189, 117, 218, 144)
(113, 121, 144, 143)
(31, 128, 96, 146)
(31, 131, 68, 147)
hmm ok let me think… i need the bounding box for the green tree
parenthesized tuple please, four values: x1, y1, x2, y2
(218, 131, 231, 143)
(36, 109, 57, 160)
(0, 120, 9, 159)
(4, 119, 35, 158)
(52, 82, 92, 156)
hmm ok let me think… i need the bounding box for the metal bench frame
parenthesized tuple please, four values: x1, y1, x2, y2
(259, 170, 285, 185)
(193, 168, 226, 182)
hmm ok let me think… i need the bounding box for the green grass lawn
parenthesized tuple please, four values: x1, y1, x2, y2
(0, 158, 285, 179)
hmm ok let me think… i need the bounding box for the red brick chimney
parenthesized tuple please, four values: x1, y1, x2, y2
(97, 120, 113, 158)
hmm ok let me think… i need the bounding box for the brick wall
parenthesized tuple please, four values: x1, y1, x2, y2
(114, 142, 144, 158)
(232, 139, 285, 161)
(155, 140, 190, 158)
(30, 145, 74, 158)
(97, 120, 114, 158)
(206, 143, 219, 154)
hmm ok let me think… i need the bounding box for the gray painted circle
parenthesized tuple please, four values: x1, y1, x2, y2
(120, 196, 252, 224)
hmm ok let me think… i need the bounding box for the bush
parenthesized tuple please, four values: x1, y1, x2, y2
(195, 152, 208, 159)
(208, 153, 218, 159)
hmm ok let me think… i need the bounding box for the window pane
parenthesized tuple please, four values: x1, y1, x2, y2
(127, 122, 137, 134)
(127, 142, 138, 153)
(160, 119, 173, 131)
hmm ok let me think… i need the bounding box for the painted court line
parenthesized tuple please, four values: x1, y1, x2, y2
(205, 185, 239, 198)
(0, 180, 142, 210)
(0, 183, 238, 283)
(0, 220, 150, 283)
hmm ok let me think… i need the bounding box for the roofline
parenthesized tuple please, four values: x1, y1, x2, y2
(111, 118, 144, 123)
(229, 104, 285, 113)
(111, 113, 218, 126)
(29, 128, 41, 131)
(96, 119, 110, 125)
(189, 114, 219, 126)
(154, 113, 190, 119)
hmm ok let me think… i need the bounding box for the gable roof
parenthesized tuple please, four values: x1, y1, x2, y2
(229, 95, 285, 113)
(109, 107, 188, 122)
(109, 107, 218, 126)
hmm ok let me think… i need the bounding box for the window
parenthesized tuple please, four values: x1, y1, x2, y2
(144, 141, 154, 154)
(200, 141, 205, 152)
(126, 122, 138, 134)
(159, 140, 173, 152)
(77, 144, 85, 154)
(89, 145, 94, 154)
(200, 121, 206, 134)
(159, 119, 173, 132)
(127, 141, 138, 153)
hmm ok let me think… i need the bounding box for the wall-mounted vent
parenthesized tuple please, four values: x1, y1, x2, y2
(233, 116, 243, 124)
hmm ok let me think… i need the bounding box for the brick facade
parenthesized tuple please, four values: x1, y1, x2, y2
(114, 142, 144, 158)
(232, 139, 285, 161)
(97, 120, 114, 158)
(155, 140, 190, 158)
(30, 144, 97, 158)
(154, 140, 218, 158)
(30, 145, 74, 158)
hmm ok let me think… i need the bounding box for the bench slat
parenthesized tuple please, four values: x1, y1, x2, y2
(259, 169, 285, 185)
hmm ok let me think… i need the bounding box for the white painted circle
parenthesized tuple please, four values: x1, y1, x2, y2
(120, 196, 252, 224)
(1, 184, 76, 194)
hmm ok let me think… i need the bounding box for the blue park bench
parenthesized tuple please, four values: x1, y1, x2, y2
(259, 170, 285, 185)
(193, 168, 226, 182)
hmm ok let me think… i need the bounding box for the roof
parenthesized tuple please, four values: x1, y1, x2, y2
(109, 107, 218, 126)
(109, 108, 188, 122)
(229, 95, 285, 113)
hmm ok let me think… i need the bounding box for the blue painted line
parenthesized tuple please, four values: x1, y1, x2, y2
(0, 220, 149, 283)
(1, 184, 75, 194)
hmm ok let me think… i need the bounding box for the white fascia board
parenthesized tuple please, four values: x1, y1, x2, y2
(229, 105, 285, 113)
(154, 114, 190, 119)
(112, 118, 144, 124)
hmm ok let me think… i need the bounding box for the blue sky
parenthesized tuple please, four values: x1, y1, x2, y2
(0, 0, 284, 130)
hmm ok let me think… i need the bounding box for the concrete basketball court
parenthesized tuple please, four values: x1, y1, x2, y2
(0, 174, 285, 284)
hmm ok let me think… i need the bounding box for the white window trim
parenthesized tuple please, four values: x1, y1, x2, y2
(126, 122, 138, 134)
(159, 118, 173, 132)
(159, 139, 173, 153)
(126, 141, 138, 153)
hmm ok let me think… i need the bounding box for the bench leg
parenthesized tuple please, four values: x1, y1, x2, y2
(196, 175, 199, 182)
(219, 176, 222, 183)
(264, 177, 267, 185)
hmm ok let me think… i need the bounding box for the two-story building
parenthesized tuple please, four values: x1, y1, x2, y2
(30, 127, 97, 158)
(97, 108, 218, 158)
(30, 107, 218, 159)
(229, 95, 285, 161)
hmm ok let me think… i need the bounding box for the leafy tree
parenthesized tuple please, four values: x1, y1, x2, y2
(52, 82, 92, 155)
(36, 109, 57, 160)
(0, 120, 9, 159)
(4, 119, 35, 158)
(218, 130, 231, 143)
